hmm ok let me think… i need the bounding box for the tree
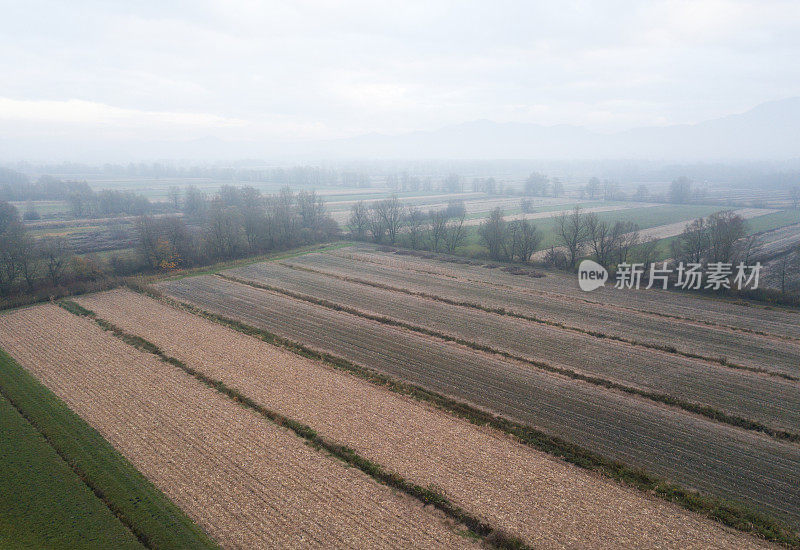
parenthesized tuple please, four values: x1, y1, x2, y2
(586, 214, 617, 267)
(524, 173, 548, 196)
(478, 208, 510, 261)
(372, 196, 403, 244)
(428, 209, 448, 252)
(443, 211, 467, 254)
(672, 217, 709, 264)
(586, 177, 601, 200)
(553, 206, 589, 268)
(706, 210, 747, 264)
(39, 236, 72, 286)
(669, 177, 692, 204)
(633, 185, 649, 202)
(551, 179, 565, 197)
(404, 206, 426, 249)
(442, 174, 461, 193)
(508, 219, 541, 262)
(167, 186, 182, 210)
(520, 198, 533, 213)
(184, 185, 207, 218)
(348, 201, 369, 239)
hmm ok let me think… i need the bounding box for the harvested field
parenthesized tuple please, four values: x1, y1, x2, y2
(752, 223, 800, 260)
(458, 203, 654, 227)
(225, 262, 800, 433)
(321, 247, 800, 340)
(283, 251, 800, 378)
(76, 288, 773, 549)
(0, 304, 475, 549)
(156, 274, 800, 527)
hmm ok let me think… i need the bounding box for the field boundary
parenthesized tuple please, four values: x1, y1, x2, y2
(127, 280, 800, 548)
(345, 246, 800, 340)
(281, 261, 799, 382)
(218, 272, 800, 444)
(57, 299, 530, 550)
(0, 344, 219, 550)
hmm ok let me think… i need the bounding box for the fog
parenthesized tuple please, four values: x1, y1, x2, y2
(1, 1, 799, 161)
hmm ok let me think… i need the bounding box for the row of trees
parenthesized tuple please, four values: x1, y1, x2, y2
(138, 187, 339, 270)
(478, 208, 542, 262)
(0, 202, 77, 294)
(545, 207, 654, 270)
(348, 197, 468, 253)
(670, 210, 752, 265)
(0, 186, 341, 298)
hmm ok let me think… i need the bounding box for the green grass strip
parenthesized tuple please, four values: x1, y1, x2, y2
(0, 394, 144, 549)
(0, 345, 219, 550)
(59, 299, 529, 550)
(128, 283, 800, 548)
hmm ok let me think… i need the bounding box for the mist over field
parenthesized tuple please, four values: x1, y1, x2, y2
(2, 3, 800, 548)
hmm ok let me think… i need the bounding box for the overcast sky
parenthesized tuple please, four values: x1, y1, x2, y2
(1, 0, 799, 148)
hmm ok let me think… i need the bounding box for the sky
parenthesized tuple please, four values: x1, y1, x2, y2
(1, 0, 799, 157)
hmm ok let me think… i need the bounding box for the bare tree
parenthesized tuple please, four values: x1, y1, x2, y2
(443, 211, 467, 254)
(167, 186, 182, 210)
(553, 206, 589, 268)
(478, 208, 510, 261)
(348, 201, 369, 239)
(428, 209, 448, 252)
(373, 196, 403, 244)
(39, 236, 72, 286)
(586, 214, 617, 267)
(404, 206, 427, 249)
(508, 219, 541, 262)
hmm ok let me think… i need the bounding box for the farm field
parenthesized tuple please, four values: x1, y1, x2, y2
(323, 247, 800, 339)
(0, 395, 143, 549)
(285, 250, 800, 374)
(752, 223, 800, 260)
(225, 262, 800, 432)
(74, 288, 772, 549)
(0, 345, 216, 550)
(155, 273, 800, 527)
(0, 304, 473, 549)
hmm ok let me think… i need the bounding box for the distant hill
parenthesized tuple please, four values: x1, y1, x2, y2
(2, 97, 798, 162)
(302, 97, 800, 160)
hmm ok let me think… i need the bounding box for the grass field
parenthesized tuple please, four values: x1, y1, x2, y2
(0, 395, 143, 549)
(0, 347, 217, 550)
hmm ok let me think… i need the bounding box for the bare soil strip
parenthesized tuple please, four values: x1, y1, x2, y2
(0, 304, 476, 549)
(222, 263, 800, 437)
(286, 250, 800, 378)
(76, 288, 774, 550)
(331, 246, 800, 339)
(154, 275, 800, 529)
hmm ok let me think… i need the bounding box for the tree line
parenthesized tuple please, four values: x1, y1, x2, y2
(0, 186, 339, 305)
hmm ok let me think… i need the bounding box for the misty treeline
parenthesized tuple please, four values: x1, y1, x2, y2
(139, 185, 338, 270)
(348, 197, 468, 254)
(0, 186, 340, 305)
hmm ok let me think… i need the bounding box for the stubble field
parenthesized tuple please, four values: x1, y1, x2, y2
(74, 288, 770, 549)
(0, 304, 475, 549)
(155, 271, 800, 527)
